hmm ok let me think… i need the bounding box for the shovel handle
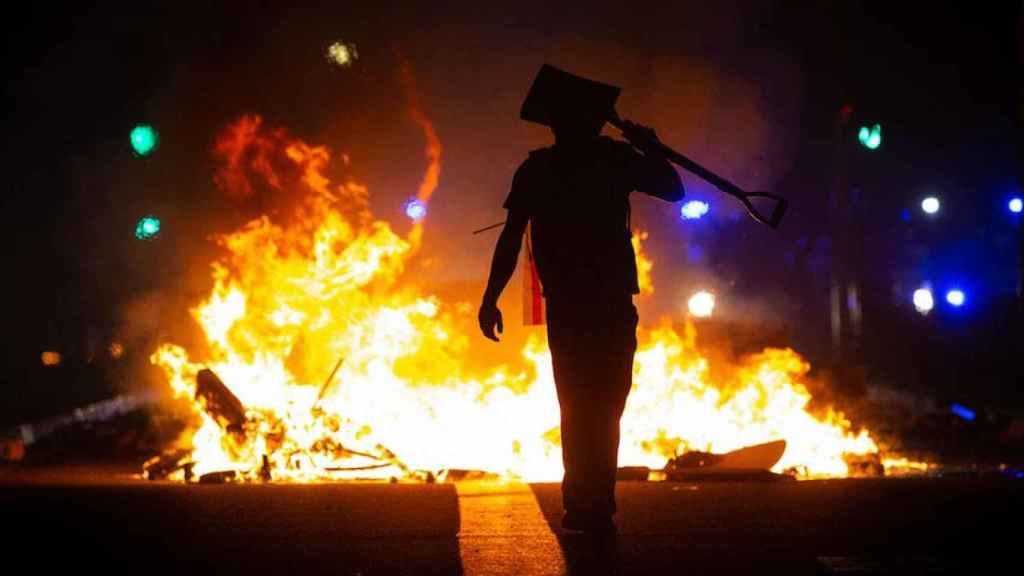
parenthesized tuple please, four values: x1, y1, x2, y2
(608, 113, 787, 229)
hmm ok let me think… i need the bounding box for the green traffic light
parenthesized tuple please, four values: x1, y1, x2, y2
(135, 216, 161, 240)
(858, 124, 882, 150)
(130, 125, 159, 156)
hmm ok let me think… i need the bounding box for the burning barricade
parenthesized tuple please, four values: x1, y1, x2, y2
(143, 114, 923, 485)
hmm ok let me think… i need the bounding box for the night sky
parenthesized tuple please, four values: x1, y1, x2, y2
(3, 2, 1021, 426)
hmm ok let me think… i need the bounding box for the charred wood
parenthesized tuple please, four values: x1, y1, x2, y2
(195, 368, 246, 437)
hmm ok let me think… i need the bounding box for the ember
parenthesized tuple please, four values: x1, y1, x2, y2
(151, 113, 898, 484)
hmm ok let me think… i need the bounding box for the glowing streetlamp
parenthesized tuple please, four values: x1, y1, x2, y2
(687, 290, 715, 318)
(326, 41, 358, 68)
(912, 288, 934, 314)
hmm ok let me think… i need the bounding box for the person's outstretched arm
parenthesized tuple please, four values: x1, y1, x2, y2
(479, 207, 529, 342)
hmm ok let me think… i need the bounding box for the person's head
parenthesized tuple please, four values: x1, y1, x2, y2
(550, 113, 605, 145)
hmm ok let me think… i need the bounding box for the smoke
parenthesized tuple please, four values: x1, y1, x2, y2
(103, 2, 808, 392)
(371, 5, 805, 330)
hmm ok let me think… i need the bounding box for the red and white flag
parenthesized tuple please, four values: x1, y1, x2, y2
(522, 226, 545, 326)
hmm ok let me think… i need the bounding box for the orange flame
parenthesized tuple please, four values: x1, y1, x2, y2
(397, 57, 442, 250)
(632, 230, 654, 296)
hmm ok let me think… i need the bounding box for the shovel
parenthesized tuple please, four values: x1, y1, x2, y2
(475, 65, 788, 233)
(608, 111, 788, 228)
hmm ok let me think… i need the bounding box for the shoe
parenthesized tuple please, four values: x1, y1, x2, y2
(562, 511, 617, 535)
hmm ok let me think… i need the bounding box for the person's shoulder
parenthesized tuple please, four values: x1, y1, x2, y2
(525, 145, 556, 163)
(506, 147, 554, 210)
(515, 146, 555, 176)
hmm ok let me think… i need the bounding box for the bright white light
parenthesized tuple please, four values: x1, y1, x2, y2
(680, 200, 710, 220)
(912, 288, 934, 314)
(1009, 198, 1023, 214)
(688, 290, 715, 318)
(921, 197, 940, 215)
(946, 289, 965, 307)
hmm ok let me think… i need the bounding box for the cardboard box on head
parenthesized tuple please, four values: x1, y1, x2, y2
(520, 65, 621, 129)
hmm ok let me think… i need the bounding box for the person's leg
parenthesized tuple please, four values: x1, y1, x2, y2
(548, 297, 637, 527)
(547, 300, 590, 517)
(579, 301, 637, 519)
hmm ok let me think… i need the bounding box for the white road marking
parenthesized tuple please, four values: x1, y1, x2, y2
(456, 482, 566, 576)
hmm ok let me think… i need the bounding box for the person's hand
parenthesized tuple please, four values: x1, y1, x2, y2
(478, 304, 504, 342)
(623, 121, 662, 155)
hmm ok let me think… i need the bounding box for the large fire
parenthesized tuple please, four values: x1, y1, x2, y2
(152, 112, 883, 483)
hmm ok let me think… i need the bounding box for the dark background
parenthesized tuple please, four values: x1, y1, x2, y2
(3, 2, 1021, 427)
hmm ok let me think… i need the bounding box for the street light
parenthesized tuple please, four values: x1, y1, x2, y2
(921, 197, 940, 215)
(912, 288, 934, 314)
(687, 290, 715, 318)
(1009, 197, 1023, 214)
(326, 41, 358, 68)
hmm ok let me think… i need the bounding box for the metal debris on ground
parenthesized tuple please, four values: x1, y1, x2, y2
(664, 440, 792, 482)
(198, 470, 238, 484)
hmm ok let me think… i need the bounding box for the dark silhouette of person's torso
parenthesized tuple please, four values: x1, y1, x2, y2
(504, 136, 641, 301)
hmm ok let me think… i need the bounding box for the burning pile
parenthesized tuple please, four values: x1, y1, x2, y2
(148, 114, 884, 483)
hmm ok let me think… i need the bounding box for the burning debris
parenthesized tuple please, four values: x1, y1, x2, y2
(195, 369, 246, 439)
(664, 440, 794, 482)
(145, 367, 414, 482)
(146, 112, 920, 485)
(143, 448, 193, 481)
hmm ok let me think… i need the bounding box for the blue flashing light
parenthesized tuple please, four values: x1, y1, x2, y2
(1009, 197, 1023, 214)
(945, 289, 966, 307)
(950, 403, 976, 422)
(681, 200, 710, 220)
(404, 199, 427, 221)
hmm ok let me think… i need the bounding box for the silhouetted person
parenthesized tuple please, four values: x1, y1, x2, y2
(479, 70, 683, 533)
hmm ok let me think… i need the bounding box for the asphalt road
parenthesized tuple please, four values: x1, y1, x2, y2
(1, 466, 1020, 575)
